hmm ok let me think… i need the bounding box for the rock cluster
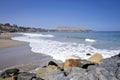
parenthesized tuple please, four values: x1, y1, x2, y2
(0, 54, 120, 80)
(35, 54, 120, 80)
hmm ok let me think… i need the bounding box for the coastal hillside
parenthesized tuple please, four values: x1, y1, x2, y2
(0, 23, 92, 33)
(0, 23, 48, 32)
(56, 26, 91, 32)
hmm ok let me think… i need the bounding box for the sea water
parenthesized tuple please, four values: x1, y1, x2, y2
(12, 31, 120, 62)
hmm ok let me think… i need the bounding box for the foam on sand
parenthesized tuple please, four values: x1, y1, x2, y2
(12, 33, 120, 62)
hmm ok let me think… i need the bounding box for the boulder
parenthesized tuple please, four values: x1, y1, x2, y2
(17, 72, 36, 80)
(36, 67, 68, 80)
(87, 71, 99, 80)
(0, 68, 19, 78)
(87, 65, 97, 71)
(88, 53, 103, 63)
(116, 67, 120, 80)
(77, 60, 97, 69)
(48, 61, 58, 66)
(63, 66, 72, 75)
(41, 61, 62, 70)
(64, 67, 87, 80)
(99, 57, 118, 75)
(66, 67, 98, 80)
(96, 67, 117, 80)
(64, 59, 81, 67)
(46, 61, 62, 70)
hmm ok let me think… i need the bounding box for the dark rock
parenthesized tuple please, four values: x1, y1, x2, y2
(86, 53, 91, 56)
(48, 61, 58, 66)
(111, 54, 120, 61)
(82, 63, 95, 69)
(118, 53, 120, 57)
(0, 68, 19, 78)
(17, 72, 36, 80)
(77, 60, 97, 69)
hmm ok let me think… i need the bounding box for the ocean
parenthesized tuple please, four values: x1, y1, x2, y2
(12, 31, 120, 62)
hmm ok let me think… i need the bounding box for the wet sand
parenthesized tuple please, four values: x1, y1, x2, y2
(0, 43, 54, 71)
(0, 33, 55, 71)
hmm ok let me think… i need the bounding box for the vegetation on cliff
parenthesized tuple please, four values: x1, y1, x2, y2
(0, 23, 92, 33)
(0, 23, 48, 32)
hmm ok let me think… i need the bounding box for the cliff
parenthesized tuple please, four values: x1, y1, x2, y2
(0, 23, 48, 32)
(56, 26, 91, 32)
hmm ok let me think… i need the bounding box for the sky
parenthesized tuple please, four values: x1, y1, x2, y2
(0, 0, 120, 31)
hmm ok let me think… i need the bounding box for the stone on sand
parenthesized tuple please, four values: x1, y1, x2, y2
(64, 59, 81, 67)
(88, 53, 103, 63)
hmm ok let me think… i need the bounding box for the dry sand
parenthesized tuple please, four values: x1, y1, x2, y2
(0, 33, 24, 48)
(0, 33, 55, 72)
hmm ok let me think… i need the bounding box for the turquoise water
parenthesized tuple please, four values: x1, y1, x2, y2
(39, 31, 120, 50)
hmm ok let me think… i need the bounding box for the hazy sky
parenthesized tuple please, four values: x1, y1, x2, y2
(0, 0, 120, 31)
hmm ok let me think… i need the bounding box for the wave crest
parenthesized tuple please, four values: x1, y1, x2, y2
(12, 33, 119, 62)
(22, 33, 54, 38)
(85, 38, 96, 42)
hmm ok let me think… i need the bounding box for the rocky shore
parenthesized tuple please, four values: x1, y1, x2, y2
(0, 53, 120, 80)
(0, 32, 119, 80)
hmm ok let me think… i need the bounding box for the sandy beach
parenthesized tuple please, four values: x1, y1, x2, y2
(0, 33, 25, 48)
(0, 33, 54, 71)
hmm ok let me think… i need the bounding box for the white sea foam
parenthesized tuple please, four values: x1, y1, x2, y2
(12, 33, 120, 62)
(21, 33, 54, 38)
(85, 38, 96, 42)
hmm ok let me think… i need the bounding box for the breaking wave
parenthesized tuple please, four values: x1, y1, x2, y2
(12, 33, 120, 62)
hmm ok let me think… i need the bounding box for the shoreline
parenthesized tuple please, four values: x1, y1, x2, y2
(0, 33, 57, 72)
(0, 33, 120, 80)
(0, 33, 25, 48)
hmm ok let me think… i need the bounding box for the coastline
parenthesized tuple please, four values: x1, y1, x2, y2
(0, 33, 56, 72)
(0, 33, 120, 80)
(0, 33, 25, 48)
